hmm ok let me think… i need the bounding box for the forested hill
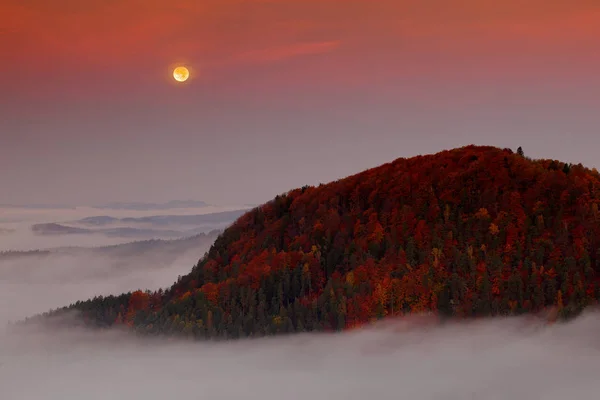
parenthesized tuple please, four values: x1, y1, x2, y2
(31, 145, 600, 339)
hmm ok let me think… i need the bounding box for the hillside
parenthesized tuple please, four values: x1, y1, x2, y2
(31, 146, 600, 338)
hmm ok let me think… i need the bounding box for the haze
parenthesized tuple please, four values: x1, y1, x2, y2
(3, 307, 600, 399)
(0, 236, 217, 324)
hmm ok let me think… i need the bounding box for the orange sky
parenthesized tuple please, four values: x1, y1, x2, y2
(2, 0, 599, 100)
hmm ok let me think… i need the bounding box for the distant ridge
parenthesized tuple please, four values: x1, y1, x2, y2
(77, 209, 250, 227)
(28, 209, 249, 240)
(0, 231, 221, 260)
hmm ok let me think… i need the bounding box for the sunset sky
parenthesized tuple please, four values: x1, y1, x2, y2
(2, 0, 600, 206)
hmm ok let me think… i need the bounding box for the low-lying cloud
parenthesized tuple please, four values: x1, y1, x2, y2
(0, 237, 215, 324)
(2, 312, 600, 400)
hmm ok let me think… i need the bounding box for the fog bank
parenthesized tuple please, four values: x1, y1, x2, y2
(0, 238, 215, 324)
(2, 313, 600, 400)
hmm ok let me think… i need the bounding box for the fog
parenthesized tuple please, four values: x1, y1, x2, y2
(2, 310, 600, 399)
(2, 208, 600, 399)
(0, 235, 217, 324)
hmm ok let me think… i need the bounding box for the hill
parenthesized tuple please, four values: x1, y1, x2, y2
(78, 209, 249, 227)
(31, 223, 90, 235)
(31, 223, 186, 238)
(28, 210, 248, 240)
(0, 231, 220, 262)
(29, 146, 600, 338)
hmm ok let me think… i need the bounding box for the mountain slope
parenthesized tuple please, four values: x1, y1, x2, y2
(33, 146, 600, 338)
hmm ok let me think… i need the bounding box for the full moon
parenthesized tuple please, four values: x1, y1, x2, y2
(173, 66, 189, 82)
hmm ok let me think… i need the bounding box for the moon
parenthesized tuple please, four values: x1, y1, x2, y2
(173, 66, 189, 82)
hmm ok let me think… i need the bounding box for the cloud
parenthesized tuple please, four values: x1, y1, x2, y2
(0, 237, 216, 324)
(233, 40, 342, 64)
(3, 0, 599, 71)
(2, 311, 600, 399)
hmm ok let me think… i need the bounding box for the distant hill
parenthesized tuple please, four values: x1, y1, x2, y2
(31, 223, 90, 235)
(31, 223, 205, 239)
(77, 216, 119, 226)
(77, 210, 249, 227)
(30, 146, 600, 339)
(0, 232, 221, 270)
(30, 210, 249, 240)
(81, 231, 222, 258)
(0, 249, 52, 261)
(92, 200, 211, 210)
